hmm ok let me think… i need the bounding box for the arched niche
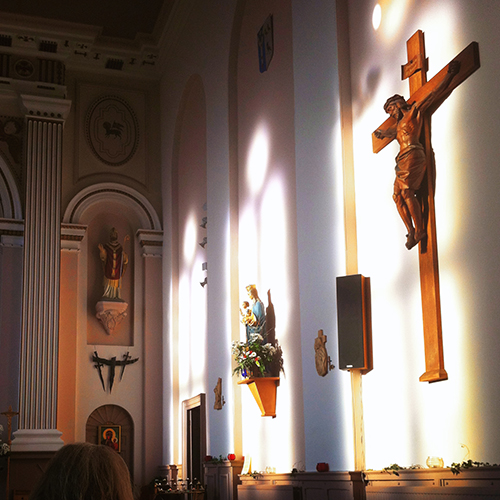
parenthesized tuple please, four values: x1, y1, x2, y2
(62, 182, 161, 346)
(0, 153, 22, 220)
(86, 404, 134, 478)
(171, 73, 208, 409)
(63, 182, 161, 230)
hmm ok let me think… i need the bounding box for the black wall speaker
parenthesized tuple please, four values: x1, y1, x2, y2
(336, 274, 372, 373)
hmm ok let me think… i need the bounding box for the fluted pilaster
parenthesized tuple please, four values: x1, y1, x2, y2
(12, 95, 71, 451)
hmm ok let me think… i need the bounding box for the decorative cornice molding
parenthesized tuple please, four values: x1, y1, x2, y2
(20, 94, 72, 120)
(0, 11, 162, 79)
(63, 182, 162, 231)
(0, 218, 24, 247)
(61, 223, 87, 252)
(137, 228, 163, 257)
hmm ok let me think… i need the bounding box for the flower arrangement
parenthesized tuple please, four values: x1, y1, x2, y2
(231, 333, 284, 378)
(0, 424, 10, 456)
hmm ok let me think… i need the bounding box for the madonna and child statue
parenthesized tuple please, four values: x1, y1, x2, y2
(236, 284, 283, 417)
(240, 284, 266, 341)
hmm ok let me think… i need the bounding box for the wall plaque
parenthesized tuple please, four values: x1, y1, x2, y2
(85, 96, 139, 166)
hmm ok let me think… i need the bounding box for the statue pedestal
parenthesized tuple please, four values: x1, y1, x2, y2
(96, 300, 128, 335)
(237, 377, 280, 417)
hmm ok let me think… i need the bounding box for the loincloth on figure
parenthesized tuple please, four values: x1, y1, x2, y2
(393, 144, 426, 192)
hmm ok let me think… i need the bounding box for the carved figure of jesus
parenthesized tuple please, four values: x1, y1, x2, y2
(374, 60, 460, 249)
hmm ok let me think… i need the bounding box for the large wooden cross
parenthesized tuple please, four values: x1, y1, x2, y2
(372, 30, 480, 383)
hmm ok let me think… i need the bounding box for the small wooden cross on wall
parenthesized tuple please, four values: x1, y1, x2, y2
(1, 405, 19, 446)
(372, 30, 480, 383)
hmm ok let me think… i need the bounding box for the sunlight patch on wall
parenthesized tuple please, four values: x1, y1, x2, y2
(260, 176, 290, 335)
(332, 121, 347, 275)
(353, 100, 406, 280)
(246, 126, 270, 196)
(332, 117, 355, 468)
(178, 266, 207, 398)
(189, 263, 207, 386)
(239, 122, 296, 472)
(431, 95, 462, 252)
(376, 0, 412, 42)
(225, 219, 235, 452)
(351, 0, 470, 469)
(183, 213, 198, 263)
(372, 3, 382, 31)
(238, 206, 259, 293)
(416, 271, 471, 465)
(416, 6, 459, 71)
(178, 273, 192, 394)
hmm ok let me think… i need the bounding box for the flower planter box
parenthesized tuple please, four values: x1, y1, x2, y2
(238, 377, 280, 417)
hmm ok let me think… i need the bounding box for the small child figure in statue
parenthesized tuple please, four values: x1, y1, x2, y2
(240, 301, 256, 326)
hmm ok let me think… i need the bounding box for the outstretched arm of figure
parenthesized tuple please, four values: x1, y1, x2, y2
(417, 60, 461, 114)
(374, 126, 396, 141)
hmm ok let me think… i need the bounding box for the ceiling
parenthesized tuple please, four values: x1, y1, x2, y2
(0, 0, 172, 41)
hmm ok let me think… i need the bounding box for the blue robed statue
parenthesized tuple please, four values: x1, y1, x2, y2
(240, 284, 266, 341)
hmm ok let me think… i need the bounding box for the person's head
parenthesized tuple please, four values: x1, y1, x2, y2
(246, 284, 259, 301)
(110, 227, 118, 243)
(29, 442, 133, 500)
(383, 94, 408, 118)
(242, 301, 249, 309)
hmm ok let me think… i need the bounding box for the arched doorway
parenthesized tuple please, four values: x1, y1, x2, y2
(86, 404, 134, 478)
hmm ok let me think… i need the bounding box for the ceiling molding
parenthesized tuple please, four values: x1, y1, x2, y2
(0, 2, 185, 80)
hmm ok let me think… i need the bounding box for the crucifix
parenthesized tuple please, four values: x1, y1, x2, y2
(372, 30, 480, 382)
(92, 351, 139, 392)
(1, 405, 18, 446)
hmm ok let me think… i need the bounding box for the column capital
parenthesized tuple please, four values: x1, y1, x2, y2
(137, 229, 163, 257)
(19, 94, 72, 121)
(61, 223, 87, 252)
(0, 219, 24, 247)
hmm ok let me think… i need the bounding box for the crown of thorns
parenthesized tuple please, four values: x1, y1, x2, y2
(383, 94, 407, 112)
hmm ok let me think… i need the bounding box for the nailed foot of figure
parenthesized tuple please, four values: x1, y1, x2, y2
(405, 229, 427, 250)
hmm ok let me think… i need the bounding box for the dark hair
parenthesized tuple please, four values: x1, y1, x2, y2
(29, 443, 133, 500)
(383, 94, 407, 113)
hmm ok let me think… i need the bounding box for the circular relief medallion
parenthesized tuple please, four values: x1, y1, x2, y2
(14, 59, 35, 78)
(85, 96, 139, 166)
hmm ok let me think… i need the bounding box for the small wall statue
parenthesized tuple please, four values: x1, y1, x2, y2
(213, 377, 225, 410)
(98, 227, 129, 300)
(314, 329, 334, 377)
(240, 284, 266, 341)
(96, 227, 130, 335)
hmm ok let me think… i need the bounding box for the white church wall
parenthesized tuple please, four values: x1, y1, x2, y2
(235, 0, 306, 474)
(291, 0, 355, 472)
(160, 0, 238, 467)
(160, 0, 500, 478)
(173, 73, 209, 463)
(161, 0, 310, 474)
(348, 0, 500, 469)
